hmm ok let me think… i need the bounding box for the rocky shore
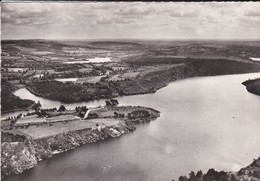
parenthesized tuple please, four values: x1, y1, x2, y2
(176, 157, 260, 181)
(242, 78, 260, 96)
(1, 106, 160, 179)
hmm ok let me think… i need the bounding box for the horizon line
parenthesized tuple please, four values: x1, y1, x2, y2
(2, 38, 260, 42)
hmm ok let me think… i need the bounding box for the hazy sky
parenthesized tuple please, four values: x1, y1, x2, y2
(2, 2, 260, 40)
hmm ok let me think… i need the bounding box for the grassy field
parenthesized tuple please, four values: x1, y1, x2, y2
(121, 72, 139, 79)
(31, 51, 53, 55)
(46, 115, 79, 122)
(78, 68, 93, 73)
(91, 106, 153, 118)
(16, 118, 120, 140)
(2, 105, 158, 140)
(23, 70, 35, 77)
(55, 76, 106, 84)
(17, 115, 46, 124)
(108, 75, 121, 81)
(16, 113, 80, 125)
(108, 72, 139, 81)
(77, 75, 106, 84)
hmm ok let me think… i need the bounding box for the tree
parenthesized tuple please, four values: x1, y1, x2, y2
(78, 111, 85, 118)
(32, 101, 42, 112)
(110, 99, 119, 106)
(189, 171, 196, 181)
(114, 112, 118, 118)
(81, 106, 88, 112)
(11, 119, 16, 124)
(41, 110, 47, 117)
(196, 170, 203, 179)
(35, 111, 43, 117)
(58, 105, 66, 112)
(106, 100, 112, 106)
(178, 176, 188, 181)
(75, 106, 80, 112)
(17, 113, 23, 119)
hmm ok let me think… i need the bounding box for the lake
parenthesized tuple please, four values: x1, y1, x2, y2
(55, 78, 78, 82)
(4, 73, 260, 181)
(250, 57, 260, 61)
(63, 57, 112, 64)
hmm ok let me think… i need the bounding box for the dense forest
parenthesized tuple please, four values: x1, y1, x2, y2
(176, 157, 260, 181)
(1, 81, 34, 112)
(242, 78, 260, 96)
(26, 59, 260, 103)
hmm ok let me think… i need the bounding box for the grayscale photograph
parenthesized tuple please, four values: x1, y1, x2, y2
(1, 2, 260, 181)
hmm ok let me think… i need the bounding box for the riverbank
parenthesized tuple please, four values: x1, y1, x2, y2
(3, 73, 260, 181)
(24, 59, 260, 104)
(242, 78, 260, 96)
(1, 123, 134, 179)
(1, 105, 160, 179)
(1, 81, 35, 113)
(176, 157, 260, 181)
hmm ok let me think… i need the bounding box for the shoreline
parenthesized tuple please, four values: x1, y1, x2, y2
(2, 68, 260, 180)
(4, 71, 260, 116)
(1, 105, 33, 115)
(176, 157, 260, 181)
(242, 78, 260, 96)
(1, 105, 160, 179)
(175, 75, 260, 181)
(18, 73, 260, 105)
(22, 59, 260, 104)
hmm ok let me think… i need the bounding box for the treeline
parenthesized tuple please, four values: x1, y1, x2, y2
(188, 59, 260, 76)
(128, 56, 260, 76)
(126, 56, 186, 66)
(176, 157, 260, 181)
(176, 169, 236, 181)
(1, 132, 27, 143)
(27, 80, 120, 103)
(242, 78, 260, 96)
(25, 59, 260, 104)
(1, 81, 35, 112)
(242, 77, 260, 86)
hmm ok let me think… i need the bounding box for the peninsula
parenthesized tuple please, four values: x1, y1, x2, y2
(242, 78, 260, 96)
(1, 100, 160, 179)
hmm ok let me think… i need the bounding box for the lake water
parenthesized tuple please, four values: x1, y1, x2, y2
(250, 57, 260, 61)
(4, 73, 260, 181)
(55, 78, 78, 82)
(63, 57, 112, 64)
